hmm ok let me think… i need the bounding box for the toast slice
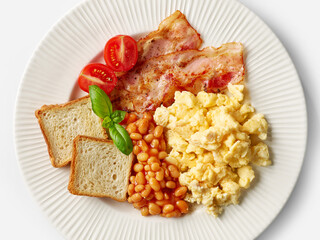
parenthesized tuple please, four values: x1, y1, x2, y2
(35, 96, 108, 168)
(68, 136, 133, 201)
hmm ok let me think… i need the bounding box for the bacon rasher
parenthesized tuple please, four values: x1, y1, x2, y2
(136, 10, 202, 65)
(113, 42, 245, 113)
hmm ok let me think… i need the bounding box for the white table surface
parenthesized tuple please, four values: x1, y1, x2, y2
(1, 0, 319, 239)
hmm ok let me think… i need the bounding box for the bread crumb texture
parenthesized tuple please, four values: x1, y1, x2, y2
(38, 97, 106, 166)
(72, 138, 131, 200)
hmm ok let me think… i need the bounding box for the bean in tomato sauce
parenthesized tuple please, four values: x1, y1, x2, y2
(124, 112, 189, 217)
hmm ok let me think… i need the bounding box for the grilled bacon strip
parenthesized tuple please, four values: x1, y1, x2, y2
(136, 10, 202, 65)
(112, 42, 245, 113)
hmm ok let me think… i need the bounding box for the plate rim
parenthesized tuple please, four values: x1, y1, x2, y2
(14, 0, 308, 239)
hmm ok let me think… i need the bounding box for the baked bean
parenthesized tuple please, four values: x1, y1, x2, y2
(137, 152, 148, 162)
(141, 185, 151, 198)
(128, 184, 135, 196)
(148, 122, 155, 132)
(176, 200, 188, 213)
(133, 203, 142, 209)
(138, 139, 149, 152)
(145, 193, 154, 201)
(168, 165, 180, 178)
(160, 180, 166, 189)
(144, 133, 154, 143)
(163, 204, 174, 214)
(147, 156, 158, 165)
(144, 165, 151, 171)
(154, 126, 163, 138)
(151, 162, 161, 171)
(164, 168, 170, 178)
(149, 177, 161, 191)
(150, 139, 159, 149)
(148, 171, 155, 178)
(133, 145, 141, 155)
(133, 199, 148, 209)
(158, 151, 168, 160)
(149, 203, 161, 215)
(141, 207, 149, 216)
(134, 118, 142, 127)
(160, 139, 166, 151)
(131, 193, 142, 203)
(155, 200, 170, 207)
(167, 164, 177, 172)
(175, 210, 182, 217)
(164, 193, 170, 200)
(126, 123, 137, 134)
(143, 112, 153, 120)
(154, 191, 164, 201)
(164, 209, 181, 218)
(135, 184, 145, 192)
(136, 172, 146, 185)
(140, 161, 148, 166)
(174, 186, 187, 197)
(127, 113, 187, 218)
(166, 176, 172, 181)
(138, 119, 149, 134)
(129, 176, 136, 184)
(130, 133, 142, 140)
(145, 184, 151, 191)
(155, 170, 164, 181)
(149, 148, 159, 156)
(127, 113, 137, 124)
(133, 163, 144, 172)
(166, 181, 176, 189)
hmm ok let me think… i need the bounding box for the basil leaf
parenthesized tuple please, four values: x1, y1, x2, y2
(89, 85, 113, 119)
(111, 110, 126, 123)
(109, 123, 133, 155)
(102, 116, 114, 129)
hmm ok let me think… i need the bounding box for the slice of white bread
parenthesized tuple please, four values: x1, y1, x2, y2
(68, 136, 133, 201)
(35, 96, 108, 168)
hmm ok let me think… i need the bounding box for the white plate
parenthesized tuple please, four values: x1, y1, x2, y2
(14, 0, 307, 239)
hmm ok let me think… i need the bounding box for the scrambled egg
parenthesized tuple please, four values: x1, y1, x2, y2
(154, 84, 271, 216)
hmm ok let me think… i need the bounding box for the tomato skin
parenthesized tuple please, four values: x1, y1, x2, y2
(104, 35, 138, 72)
(78, 63, 117, 94)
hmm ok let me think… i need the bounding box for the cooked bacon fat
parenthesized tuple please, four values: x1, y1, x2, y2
(136, 10, 202, 65)
(113, 42, 245, 113)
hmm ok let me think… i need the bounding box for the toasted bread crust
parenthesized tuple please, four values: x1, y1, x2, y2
(35, 96, 108, 168)
(68, 136, 134, 201)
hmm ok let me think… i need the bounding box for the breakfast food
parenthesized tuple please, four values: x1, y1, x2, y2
(104, 35, 138, 72)
(35, 96, 108, 167)
(68, 136, 134, 201)
(88, 85, 133, 155)
(112, 42, 244, 113)
(154, 84, 270, 216)
(136, 10, 202, 65)
(124, 112, 189, 217)
(109, 10, 202, 101)
(78, 63, 118, 95)
(35, 10, 271, 218)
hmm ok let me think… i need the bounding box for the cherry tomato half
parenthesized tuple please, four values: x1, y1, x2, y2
(78, 63, 117, 94)
(104, 35, 138, 72)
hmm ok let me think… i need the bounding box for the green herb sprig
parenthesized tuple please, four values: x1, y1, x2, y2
(89, 85, 133, 155)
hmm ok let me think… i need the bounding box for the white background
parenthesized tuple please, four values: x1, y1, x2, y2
(1, 0, 319, 239)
